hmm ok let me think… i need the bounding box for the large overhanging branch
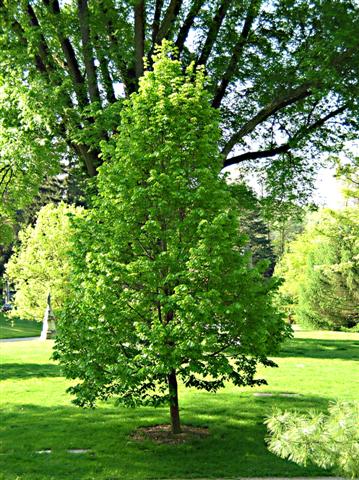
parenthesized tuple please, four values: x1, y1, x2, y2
(223, 104, 348, 168)
(148, 0, 183, 64)
(222, 45, 358, 157)
(222, 82, 315, 157)
(26, 4, 55, 74)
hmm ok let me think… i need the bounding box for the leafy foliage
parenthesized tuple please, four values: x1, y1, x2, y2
(6, 203, 83, 321)
(265, 401, 359, 478)
(277, 208, 359, 329)
(54, 45, 288, 430)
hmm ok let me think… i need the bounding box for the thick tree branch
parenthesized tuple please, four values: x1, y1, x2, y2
(175, 0, 205, 54)
(223, 104, 347, 168)
(156, 0, 183, 44)
(152, 0, 164, 44)
(43, 0, 88, 107)
(26, 4, 55, 74)
(212, 0, 259, 108)
(99, 1, 131, 93)
(223, 145, 290, 167)
(134, 0, 145, 81)
(196, 0, 231, 67)
(77, 0, 101, 104)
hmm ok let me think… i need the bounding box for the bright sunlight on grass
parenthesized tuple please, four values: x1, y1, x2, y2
(0, 313, 41, 339)
(0, 329, 358, 480)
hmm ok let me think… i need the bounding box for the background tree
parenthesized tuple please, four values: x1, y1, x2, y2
(266, 401, 359, 479)
(276, 208, 359, 329)
(232, 184, 276, 275)
(335, 156, 359, 205)
(6, 203, 83, 320)
(1, 0, 358, 218)
(54, 45, 288, 434)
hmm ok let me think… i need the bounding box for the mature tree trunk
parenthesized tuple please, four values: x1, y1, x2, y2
(168, 369, 181, 434)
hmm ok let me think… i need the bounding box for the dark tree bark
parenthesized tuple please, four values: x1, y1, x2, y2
(77, 0, 101, 104)
(168, 369, 181, 434)
(152, 0, 164, 44)
(175, 0, 205, 54)
(212, 0, 259, 108)
(134, 0, 145, 81)
(196, 0, 231, 67)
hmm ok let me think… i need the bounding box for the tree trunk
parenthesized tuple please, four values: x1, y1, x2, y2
(168, 369, 181, 434)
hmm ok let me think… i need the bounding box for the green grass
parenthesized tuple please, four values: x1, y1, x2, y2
(0, 313, 42, 339)
(0, 329, 358, 480)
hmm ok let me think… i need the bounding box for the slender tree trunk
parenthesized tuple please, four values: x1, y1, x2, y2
(168, 369, 181, 434)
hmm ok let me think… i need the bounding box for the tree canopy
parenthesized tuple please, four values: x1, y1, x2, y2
(53, 44, 288, 434)
(1, 0, 358, 218)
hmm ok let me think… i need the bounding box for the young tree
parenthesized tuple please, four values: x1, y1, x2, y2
(1, 1, 358, 218)
(266, 401, 359, 479)
(54, 44, 288, 434)
(277, 208, 359, 329)
(6, 203, 83, 321)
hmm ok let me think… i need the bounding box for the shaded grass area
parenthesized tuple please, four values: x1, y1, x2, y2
(0, 330, 358, 480)
(0, 313, 41, 339)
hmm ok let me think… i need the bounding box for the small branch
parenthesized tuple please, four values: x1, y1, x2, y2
(224, 145, 290, 167)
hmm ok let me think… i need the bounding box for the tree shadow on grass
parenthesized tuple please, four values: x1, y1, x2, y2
(0, 394, 333, 480)
(0, 363, 61, 380)
(278, 338, 359, 360)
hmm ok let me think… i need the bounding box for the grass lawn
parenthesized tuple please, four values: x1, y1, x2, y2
(0, 313, 42, 339)
(0, 329, 358, 480)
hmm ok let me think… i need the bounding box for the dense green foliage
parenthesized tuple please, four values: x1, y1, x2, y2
(6, 203, 82, 321)
(1, 0, 358, 220)
(277, 208, 359, 329)
(266, 401, 359, 478)
(54, 45, 288, 432)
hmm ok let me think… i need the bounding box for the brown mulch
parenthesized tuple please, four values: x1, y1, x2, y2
(130, 424, 210, 444)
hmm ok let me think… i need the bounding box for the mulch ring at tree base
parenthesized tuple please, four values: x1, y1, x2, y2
(131, 424, 210, 444)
